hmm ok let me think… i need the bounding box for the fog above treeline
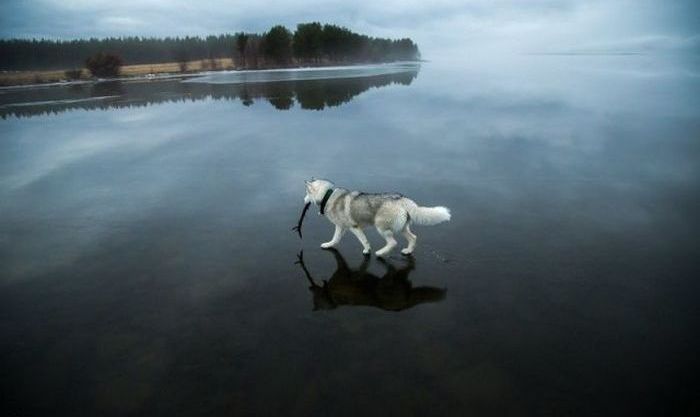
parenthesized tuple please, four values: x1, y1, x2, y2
(0, 23, 419, 71)
(0, 0, 697, 64)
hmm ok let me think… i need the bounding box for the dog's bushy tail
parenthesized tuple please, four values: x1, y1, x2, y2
(409, 205, 451, 226)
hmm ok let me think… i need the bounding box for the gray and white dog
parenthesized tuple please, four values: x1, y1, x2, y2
(303, 179, 451, 257)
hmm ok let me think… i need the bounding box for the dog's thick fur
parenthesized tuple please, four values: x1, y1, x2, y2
(304, 179, 451, 257)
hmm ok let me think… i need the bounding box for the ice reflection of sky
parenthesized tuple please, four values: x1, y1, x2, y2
(1, 56, 699, 416)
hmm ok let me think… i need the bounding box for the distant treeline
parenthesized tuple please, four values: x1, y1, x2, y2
(0, 23, 419, 71)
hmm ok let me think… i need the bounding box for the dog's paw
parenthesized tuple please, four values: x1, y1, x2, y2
(375, 250, 390, 258)
(320, 242, 335, 249)
(401, 248, 414, 255)
(362, 248, 371, 256)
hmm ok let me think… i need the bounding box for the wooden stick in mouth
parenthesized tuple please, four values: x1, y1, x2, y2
(291, 202, 311, 238)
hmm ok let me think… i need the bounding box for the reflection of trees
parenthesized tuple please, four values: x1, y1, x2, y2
(266, 83, 295, 110)
(295, 79, 368, 110)
(0, 69, 419, 118)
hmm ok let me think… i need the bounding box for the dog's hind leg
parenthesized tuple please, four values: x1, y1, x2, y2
(375, 227, 397, 258)
(401, 224, 417, 255)
(321, 225, 345, 249)
(349, 227, 371, 255)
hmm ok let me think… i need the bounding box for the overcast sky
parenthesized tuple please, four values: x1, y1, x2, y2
(1, 0, 698, 58)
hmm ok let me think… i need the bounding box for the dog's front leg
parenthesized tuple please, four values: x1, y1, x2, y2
(321, 225, 345, 249)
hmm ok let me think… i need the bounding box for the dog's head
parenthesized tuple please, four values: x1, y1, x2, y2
(304, 178, 334, 204)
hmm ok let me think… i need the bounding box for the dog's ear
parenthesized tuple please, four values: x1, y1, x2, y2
(305, 178, 317, 192)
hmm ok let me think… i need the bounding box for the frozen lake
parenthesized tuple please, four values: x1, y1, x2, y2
(1, 59, 699, 416)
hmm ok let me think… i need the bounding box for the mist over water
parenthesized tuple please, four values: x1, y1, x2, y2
(1, 57, 699, 416)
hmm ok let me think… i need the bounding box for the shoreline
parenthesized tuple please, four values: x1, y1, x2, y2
(0, 58, 234, 87)
(0, 59, 423, 88)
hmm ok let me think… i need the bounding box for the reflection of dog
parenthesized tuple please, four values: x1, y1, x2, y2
(303, 179, 451, 257)
(295, 250, 446, 311)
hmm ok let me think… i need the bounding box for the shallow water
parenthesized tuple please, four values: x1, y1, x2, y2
(1, 60, 699, 416)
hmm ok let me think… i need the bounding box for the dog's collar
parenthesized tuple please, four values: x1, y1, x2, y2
(319, 188, 334, 215)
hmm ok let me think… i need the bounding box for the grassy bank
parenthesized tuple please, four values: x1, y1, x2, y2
(0, 58, 235, 87)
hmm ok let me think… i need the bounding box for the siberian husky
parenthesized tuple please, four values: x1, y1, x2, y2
(302, 179, 451, 257)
